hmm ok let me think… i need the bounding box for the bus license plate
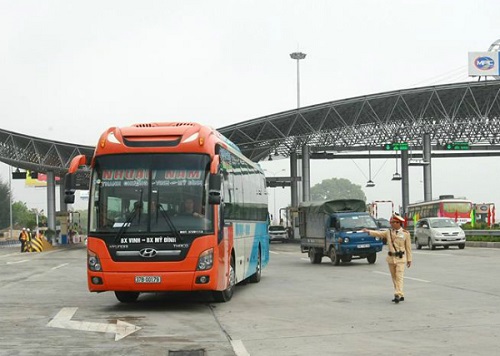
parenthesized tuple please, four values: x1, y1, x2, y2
(357, 244, 370, 248)
(135, 276, 161, 284)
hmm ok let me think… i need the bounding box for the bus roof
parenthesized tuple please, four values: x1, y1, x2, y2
(92, 121, 259, 169)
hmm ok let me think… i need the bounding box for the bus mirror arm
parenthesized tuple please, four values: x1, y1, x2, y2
(208, 173, 222, 205)
(64, 173, 76, 204)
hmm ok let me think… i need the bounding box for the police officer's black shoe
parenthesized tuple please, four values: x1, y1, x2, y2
(392, 295, 400, 303)
(399, 297, 404, 302)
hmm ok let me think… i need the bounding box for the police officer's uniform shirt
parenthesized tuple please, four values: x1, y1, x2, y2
(388, 228, 412, 264)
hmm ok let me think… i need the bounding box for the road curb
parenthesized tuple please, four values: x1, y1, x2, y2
(466, 241, 500, 248)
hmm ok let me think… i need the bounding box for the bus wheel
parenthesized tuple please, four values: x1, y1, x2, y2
(249, 248, 261, 283)
(213, 256, 235, 302)
(115, 291, 140, 303)
(329, 247, 340, 266)
(309, 248, 322, 264)
(367, 253, 377, 264)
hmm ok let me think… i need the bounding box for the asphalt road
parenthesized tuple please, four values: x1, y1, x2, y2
(1, 242, 499, 356)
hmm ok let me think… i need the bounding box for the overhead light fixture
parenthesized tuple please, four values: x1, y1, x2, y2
(408, 160, 429, 166)
(392, 172, 402, 181)
(366, 180, 375, 188)
(392, 157, 402, 181)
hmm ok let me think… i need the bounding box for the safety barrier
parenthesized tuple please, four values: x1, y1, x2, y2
(22, 236, 54, 252)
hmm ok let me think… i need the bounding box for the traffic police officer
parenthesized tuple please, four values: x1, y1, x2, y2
(363, 213, 412, 303)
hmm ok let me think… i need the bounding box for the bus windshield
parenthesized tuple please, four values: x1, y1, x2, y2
(89, 153, 213, 234)
(442, 202, 471, 214)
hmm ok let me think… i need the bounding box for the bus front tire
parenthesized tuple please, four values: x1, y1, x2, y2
(115, 291, 140, 303)
(213, 256, 235, 303)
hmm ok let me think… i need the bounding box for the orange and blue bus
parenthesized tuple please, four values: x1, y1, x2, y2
(406, 196, 473, 227)
(65, 122, 269, 303)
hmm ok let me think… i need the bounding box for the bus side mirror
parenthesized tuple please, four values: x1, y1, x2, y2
(208, 173, 221, 205)
(64, 173, 76, 204)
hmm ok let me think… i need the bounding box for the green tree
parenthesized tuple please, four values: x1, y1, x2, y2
(310, 178, 366, 202)
(12, 201, 36, 229)
(0, 177, 10, 230)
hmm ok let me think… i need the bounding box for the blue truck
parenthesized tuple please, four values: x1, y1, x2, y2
(299, 199, 384, 265)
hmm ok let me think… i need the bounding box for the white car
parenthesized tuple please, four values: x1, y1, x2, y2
(414, 217, 466, 250)
(268, 225, 288, 243)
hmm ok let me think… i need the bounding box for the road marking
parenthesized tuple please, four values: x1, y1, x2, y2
(231, 340, 250, 356)
(413, 251, 452, 256)
(6, 260, 29, 264)
(372, 271, 430, 283)
(0, 253, 21, 259)
(47, 307, 141, 341)
(51, 263, 69, 270)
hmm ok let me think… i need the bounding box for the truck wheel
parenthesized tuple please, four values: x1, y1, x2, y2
(309, 248, 322, 264)
(367, 253, 377, 264)
(329, 247, 340, 266)
(341, 255, 352, 263)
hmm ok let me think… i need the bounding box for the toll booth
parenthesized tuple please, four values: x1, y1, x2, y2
(56, 211, 69, 244)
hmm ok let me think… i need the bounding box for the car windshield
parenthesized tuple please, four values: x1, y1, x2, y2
(430, 219, 458, 228)
(338, 215, 378, 230)
(377, 219, 391, 228)
(269, 226, 286, 232)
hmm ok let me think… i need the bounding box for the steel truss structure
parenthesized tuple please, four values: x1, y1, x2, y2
(219, 80, 500, 161)
(0, 130, 94, 176)
(1, 81, 500, 175)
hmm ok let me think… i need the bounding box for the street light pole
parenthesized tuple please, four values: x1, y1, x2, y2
(290, 52, 307, 108)
(9, 165, 13, 239)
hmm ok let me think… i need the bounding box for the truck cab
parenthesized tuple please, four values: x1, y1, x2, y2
(299, 199, 384, 265)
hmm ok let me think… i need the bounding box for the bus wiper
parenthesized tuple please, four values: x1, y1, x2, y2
(114, 200, 142, 244)
(158, 204, 183, 242)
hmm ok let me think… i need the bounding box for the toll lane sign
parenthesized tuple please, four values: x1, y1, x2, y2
(383, 142, 409, 151)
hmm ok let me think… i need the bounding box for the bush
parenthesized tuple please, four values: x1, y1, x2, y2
(466, 235, 500, 242)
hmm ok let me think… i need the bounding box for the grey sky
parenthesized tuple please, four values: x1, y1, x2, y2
(1, 0, 500, 217)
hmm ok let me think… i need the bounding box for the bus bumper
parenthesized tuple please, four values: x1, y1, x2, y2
(88, 269, 220, 293)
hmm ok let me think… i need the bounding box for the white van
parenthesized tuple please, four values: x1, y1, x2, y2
(414, 217, 466, 250)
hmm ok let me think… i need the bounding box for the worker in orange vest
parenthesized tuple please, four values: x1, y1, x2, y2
(18, 228, 29, 252)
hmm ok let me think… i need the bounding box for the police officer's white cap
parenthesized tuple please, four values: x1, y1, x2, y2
(391, 213, 405, 222)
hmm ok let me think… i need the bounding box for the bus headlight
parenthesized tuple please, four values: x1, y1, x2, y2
(197, 248, 213, 271)
(88, 250, 102, 272)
